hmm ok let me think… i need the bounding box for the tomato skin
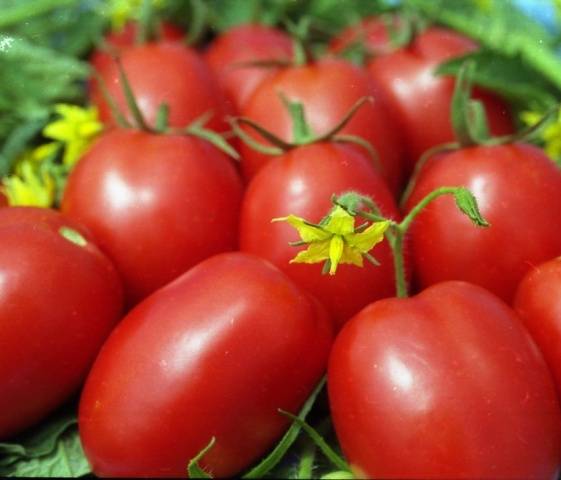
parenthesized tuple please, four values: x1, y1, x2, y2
(0, 192, 7, 207)
(79, 252, 332, 478)
(61, 129, 243, 305)
(514, 257, 561, 394)
(238, 59, 405, 194)
(0, 207, 123, 439)
(204, 24, 293, 110)
(90, 42, 232, 132)
(366, 27, 513, 170)
(405, 143, 561, 303)
(329, 281, 561, 479)
(240, 143, 400, 329)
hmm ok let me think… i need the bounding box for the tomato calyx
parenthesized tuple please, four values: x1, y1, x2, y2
(94, 56, 239, 160)
(399, 61, 559, 206)
(230, 95, 379, 166)
(278, 187, 488, 298)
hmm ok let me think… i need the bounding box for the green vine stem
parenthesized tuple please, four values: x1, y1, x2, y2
(339, 186, 488, 298)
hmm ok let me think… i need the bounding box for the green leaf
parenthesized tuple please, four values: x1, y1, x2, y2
(242, 377, 327, 478)
(453, 187, 490, 227)
(436, 50, 559, 110)
(187, 437, 215, 479)
(404, 0, 561, 93)
(0, 410, 90, 478)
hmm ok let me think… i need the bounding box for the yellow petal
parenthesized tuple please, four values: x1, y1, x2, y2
(289, 240, 331, 264)
(346, 220, 390, 253)
(272, 215, 331, 243)
(328, 235, 344, 275)
(323, 206, 355, 236)
(340, 245, 364, 267)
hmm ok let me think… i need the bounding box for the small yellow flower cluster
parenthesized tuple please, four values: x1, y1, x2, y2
(521, 108, 561, 162)
(274, 206, 389, 275)
(1, 104, 103, 207)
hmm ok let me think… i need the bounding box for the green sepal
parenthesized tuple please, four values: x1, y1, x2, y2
(279, 93, 315, 145)
(58, 226, 88, 247)
(453, 187, 490, 227)
(91, 69, 131, 129)
(115, 57, 152, 132)
(278, 410, 349, 473)
(187, 437, 215, 479)
(450, 60, 482, 147)
(242, 377, 326, 478)
(154, 103, 170, 133)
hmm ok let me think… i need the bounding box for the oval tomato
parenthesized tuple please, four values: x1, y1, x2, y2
(366, 26, 513, 170)
(61, 129, 243, 305)
(238, 58, 405, 194)
(90, 42, 232, 131)
(329, 281, 561, 479)
(404, 143, 561, 303)
(204, 23, 293, 110)
(514, 257, 561, 393)
(240, 142, 399, 329)
(0, 207, 123, 439)
(79, 252, 332, 477)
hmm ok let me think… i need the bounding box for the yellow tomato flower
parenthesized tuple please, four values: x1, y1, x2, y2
(43, 104, 103, 167)
(273, 206, 390, 275)
(521, 108, 561, 161)
(2, 148, 57, 207)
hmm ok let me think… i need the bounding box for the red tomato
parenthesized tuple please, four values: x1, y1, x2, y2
(238, 58, 405, 194)
(89, 21, 184, 77)
(61, 129, 243, 305)
(366, 26, 513, 170)
(0, 207, 123, 439)
(204, 24, 293, 110)
(90, 42, 232, 132)
(404, 143, 561, 303)
(79, 252, 332, 477)
(514, 257, 561, 394)
(240, 142, 400, 329)
(329, 16, 403, 57)
(329, 281, 561, 479)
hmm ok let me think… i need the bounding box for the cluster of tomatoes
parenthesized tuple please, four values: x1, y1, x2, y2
(3, 12, 561, 479)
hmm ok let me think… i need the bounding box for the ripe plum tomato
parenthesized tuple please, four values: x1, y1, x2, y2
(61, 129, 243, 305)
(204, 24, 293, 110)
(90, 42, 232, 132)
(240, 143, 400, 329)
(514, 257, 561, 394)
(404, 143, 561, 303)
(79, 252, 333, 478)
(328, 281, 561, 479)
(0, 207, 123, 439)
(238, 58, 405, 194)
(89, 22, 184, 77)
(366, 26, 513, 170)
